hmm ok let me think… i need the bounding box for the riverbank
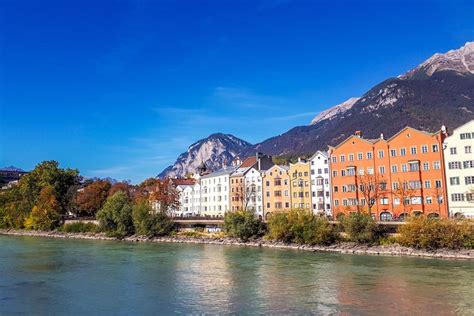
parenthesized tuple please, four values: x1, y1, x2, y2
(1, 229, 472, 259)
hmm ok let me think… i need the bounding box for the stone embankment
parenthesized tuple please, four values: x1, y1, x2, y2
(1, 229, 472, 260)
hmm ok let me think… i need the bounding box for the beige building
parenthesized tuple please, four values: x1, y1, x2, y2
(263, 165, 291, 219)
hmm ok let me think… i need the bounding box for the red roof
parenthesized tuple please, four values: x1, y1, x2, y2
(240, 156, 257, 168)
(171, 178, 196, 186)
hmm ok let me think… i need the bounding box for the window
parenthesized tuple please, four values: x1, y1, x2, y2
(465, 176, 474, 185)
(400, 148, 406, 156)
(409, 162, 420, 172)
(341, 170, 346, 177)
(347, 168, 355, 176)
(424, 180, 431, 188)
(332, 170, 337, 177)
(426, 196, 433, 204)
(379, 166, 385, 174)
(423, 162, 429, 171)
(421, 145, 428, 154)
(450, 177, 460, 185)
(448, 161, 461, 169)
(333, 186, 339, 192)
(450, 147, 457, 155)
(410, 146, 417, 155)
(451, 193, 465, 202)
(432, 144, 439, 152)
(465, 146, 472, 154)
(340, 155, 345, 162)
(394, 198, 400, 205)
(390, 149, 397, 157)
(349, 154, 354, 161)
(332, 156, 337, 163)
(391, 165, 398, 173)
(463, 160, 474, 168)
(392, 182, 399, 190)
(367, 152, 373, 159)
(409, 181, 421, 189)
(357, 153, 363, 160)
(378, 150, 384, 158)
(433, 161, 441, 170)
(401, 164, 407, 172)
(334, 199, 339, 206)
(380, 198, 389, 205)
(317, 168, 322, 175)
(435, 180, 442, 188)
(411, 196, 422, 204)
(460, 132, 472, 140)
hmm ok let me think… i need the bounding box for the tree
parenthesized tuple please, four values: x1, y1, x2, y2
(74, 180, 111, 216)
(391, 179, 417, 215)
(17, 161, 81, 215)
(24, 186, 61, 231)
(96, 191, 134, 237)
(224, 209, 266, 242)
(355, 173, 386, 214)
(108, 181, 133, 200)
(132, 201, 175, 237)
(139, 179, 179, 213)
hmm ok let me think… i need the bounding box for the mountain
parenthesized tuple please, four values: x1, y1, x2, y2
(310, 97, 360, 125)
(158, 133, 252, 178)
(251, 41, 474, 155)
(0, 166, 26, 172)
(159, 42, 474, 175)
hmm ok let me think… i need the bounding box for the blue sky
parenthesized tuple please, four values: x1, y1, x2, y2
(1, 0, 473, 183)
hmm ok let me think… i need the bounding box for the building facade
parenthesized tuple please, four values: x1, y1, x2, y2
(443, 120, 474, 218)
(309, 151, 331, 216)
(289, 159, 312, 210)
(329, 127, 449, 220)
(262, 165, 291, 219)
(176, 183, 201, 216)
(200, 167, 236, 217)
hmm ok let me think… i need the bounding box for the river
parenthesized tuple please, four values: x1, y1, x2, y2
(0, 235, 472, 315)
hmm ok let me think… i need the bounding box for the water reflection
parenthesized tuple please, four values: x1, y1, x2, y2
(0, 236, 473, 315)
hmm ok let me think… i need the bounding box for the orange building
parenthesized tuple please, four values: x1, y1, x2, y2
(328, 127, 449, 220)
(262, 165, 291, 219)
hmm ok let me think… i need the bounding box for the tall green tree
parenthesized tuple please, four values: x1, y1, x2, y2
(97, 191, 134, 237)
(18, 161, 81, 214)
(132, 201, 175, 237)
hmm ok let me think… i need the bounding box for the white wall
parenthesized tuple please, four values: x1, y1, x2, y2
(310, 152, 332, 216)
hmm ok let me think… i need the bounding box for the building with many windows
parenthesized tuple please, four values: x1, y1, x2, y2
(309, 151, 331, 216)
(328, 127, 449, 220)
(289, 159, 312, 210)
(443, 120, 474, 218)
(263, 164, 291, 219)
(200, 167, 236, 217)
(175, 182, 201, 216)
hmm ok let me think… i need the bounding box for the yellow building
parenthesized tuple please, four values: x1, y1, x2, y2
(289, 159, 312, 210)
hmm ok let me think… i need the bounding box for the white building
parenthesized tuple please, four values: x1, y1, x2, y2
(443, 120, 474, 218)
(309, 151, 332, 216)
(200, 167, 236, 217)
(176, 183, 201, 217)
(243, 167, 264, 217)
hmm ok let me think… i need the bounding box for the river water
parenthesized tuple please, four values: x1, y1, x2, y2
(0, 235, 472, 315)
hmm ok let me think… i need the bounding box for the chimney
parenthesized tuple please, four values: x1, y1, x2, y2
(298, 157, 301, 163)
(354, 130, 362, 137)
(380, 133, 384, 140)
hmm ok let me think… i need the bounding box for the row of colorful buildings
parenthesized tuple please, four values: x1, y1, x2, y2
(170, 121, 474, 220)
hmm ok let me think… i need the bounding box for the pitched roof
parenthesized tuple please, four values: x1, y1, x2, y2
(200, 166, 238, 179)
(240, 156, 257, 168)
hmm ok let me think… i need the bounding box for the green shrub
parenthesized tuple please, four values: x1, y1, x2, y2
(341, 212, 383, 244)
(398, 216, 474, 249)
(132, 202, 175, 237)
(224, 210, 266, 242)
(59, 222, 100, 233)
(266, 209, 339, 245)
(96, 191, 134, 238)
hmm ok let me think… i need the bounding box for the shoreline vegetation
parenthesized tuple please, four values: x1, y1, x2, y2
(1, 161, 473, 260)
(0, 228, 472, 260)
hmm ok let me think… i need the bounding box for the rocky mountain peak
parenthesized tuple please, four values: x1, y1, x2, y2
(158, 133, 252, 178)
(400, 41, 474, 79)
(310, 97, 360, 125)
